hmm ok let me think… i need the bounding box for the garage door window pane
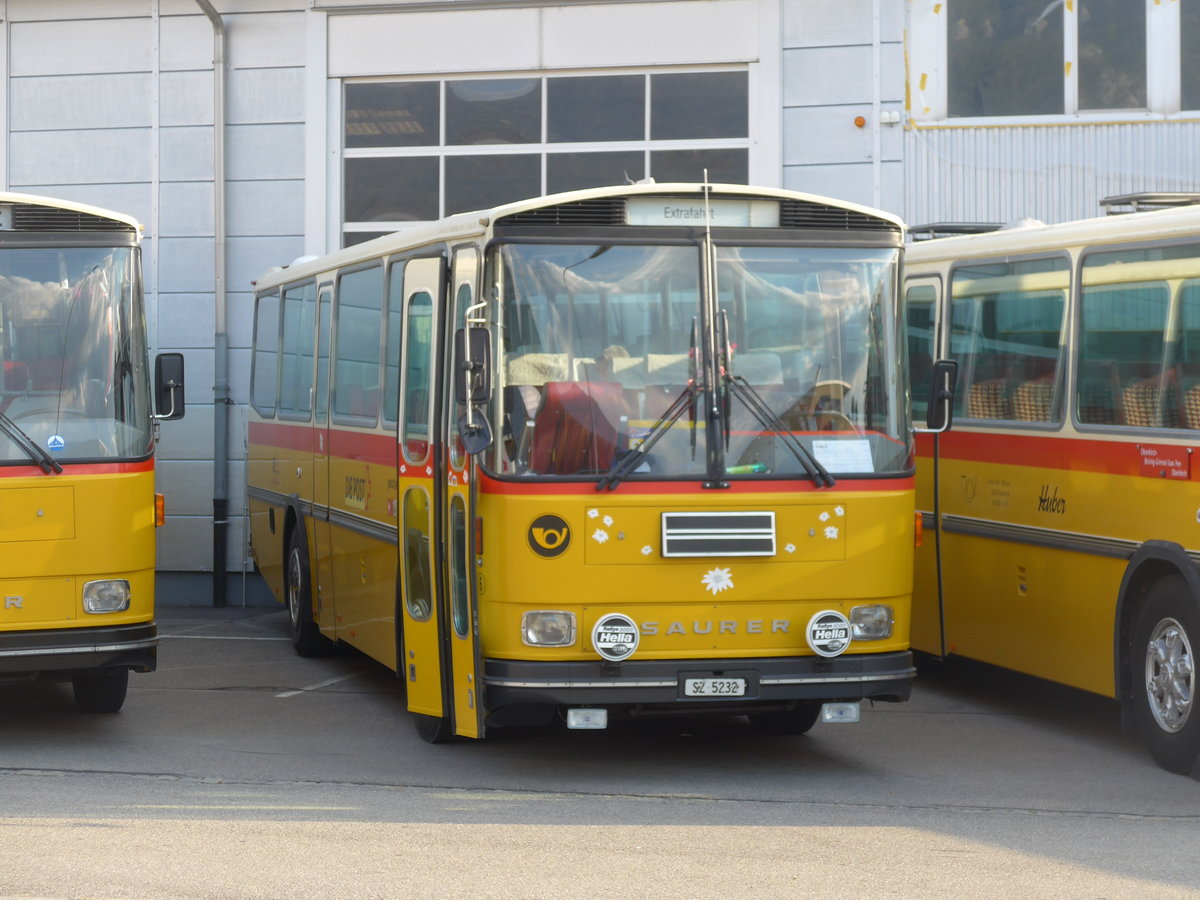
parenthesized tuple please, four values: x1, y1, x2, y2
(1183, 1, 1200, 111)
(651, 72, 747, 139)
(947, 0, 1064, 116)
(1079, 0, 1146, 110)
(345, 82, 439, 148)
(345, 157, 439, 222)
(445, 154, 540, 215)
(447, 79, 541, 145)
(548, 75, 644, 142)
(547, 151, 644, 193)
(651, 148, 747, 184)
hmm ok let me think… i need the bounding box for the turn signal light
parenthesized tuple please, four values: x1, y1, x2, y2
(155, 492, 166, 527)
(914, 511, 923, 547)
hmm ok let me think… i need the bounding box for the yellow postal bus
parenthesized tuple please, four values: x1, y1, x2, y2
(0, 193, 184, 712)
(248, 182, 946, 741)
(906, 195, 1200, 773)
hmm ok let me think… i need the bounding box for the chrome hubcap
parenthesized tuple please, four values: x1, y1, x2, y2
(1145, 617, 1194, 733)
(287, 547, 302, 629)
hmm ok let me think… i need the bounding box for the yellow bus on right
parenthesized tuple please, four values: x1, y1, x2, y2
(904, 194, 1200, 774)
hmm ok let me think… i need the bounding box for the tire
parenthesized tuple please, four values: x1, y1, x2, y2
(412, 712, 456, 744)
(72, 667, 129, 713)
(286, 526, 332, 657)
(747, 701, 822, 735)
(1132, 575, 1200, 775)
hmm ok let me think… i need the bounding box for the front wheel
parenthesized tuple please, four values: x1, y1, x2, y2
(1132, 575, 1199, 774)
(72, 667, 129, 713)
(286, 526, 332, 657)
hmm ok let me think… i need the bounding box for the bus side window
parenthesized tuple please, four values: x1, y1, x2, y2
(951, 259, 1067, 424)
(278, 282, 317, 419)
(250, 290, 280, 417)
(332, 264, 384, 424)
(402, 291, 434, 462)
(384, 264, 404, 425)
(1180, 280, 1200, 429)
(1079, 257, 1173, 429)
(904, 284, 938, 423)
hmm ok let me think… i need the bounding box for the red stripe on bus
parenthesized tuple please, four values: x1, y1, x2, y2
(0, 458, 154, 478)
(248, 419, 914, 492)
(924, 430, 1183, 477)
(248, 420, 318, 454)
(248, 420, 399, 467)
(477, 470, 912, 496)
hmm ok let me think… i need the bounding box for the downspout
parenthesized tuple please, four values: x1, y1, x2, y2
(871, 0, 882, 209)
(194, 0, 229, 607)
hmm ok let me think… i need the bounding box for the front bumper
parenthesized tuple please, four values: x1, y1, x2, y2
(482, 650, 913, 710)
(0, 622, 157, 677)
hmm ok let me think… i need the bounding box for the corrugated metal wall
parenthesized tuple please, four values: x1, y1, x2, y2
(903, 122, 1200, 228)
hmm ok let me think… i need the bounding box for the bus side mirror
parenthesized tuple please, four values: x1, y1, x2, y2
(154, 352, 186, 421)
(455, 327, 493, 454)
(923, 358, 958, 433)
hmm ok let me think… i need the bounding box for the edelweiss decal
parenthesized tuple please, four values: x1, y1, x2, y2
(701, 567, 734, 595)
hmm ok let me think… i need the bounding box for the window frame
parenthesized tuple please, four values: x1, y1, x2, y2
(331, 261, 385, 428)
(1073, 237, 1200, 433)
(277, 279, 319, 422)
(250, 288, 281, 418)
(909, 0, 1188, 124)
(945, 252, 1071, 429)
(340, 67, 753, 242)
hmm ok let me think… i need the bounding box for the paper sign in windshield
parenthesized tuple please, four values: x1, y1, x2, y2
(812, 439, 873, 473)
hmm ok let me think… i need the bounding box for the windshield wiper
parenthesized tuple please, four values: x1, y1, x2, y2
(599, 317, 703, 492)
(0, 408, 63, 474)
(596, 385, 696, 492)
(715, 309, 833, 487)
(724, 375, 835, 488)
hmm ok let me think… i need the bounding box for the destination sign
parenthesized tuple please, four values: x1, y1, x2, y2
(626, 197, 780, 228)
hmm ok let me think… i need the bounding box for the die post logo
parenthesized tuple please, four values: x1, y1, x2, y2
(528, 514, 571, 558)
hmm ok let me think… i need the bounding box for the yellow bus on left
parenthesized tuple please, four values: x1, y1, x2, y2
(0, 193, 185, 712)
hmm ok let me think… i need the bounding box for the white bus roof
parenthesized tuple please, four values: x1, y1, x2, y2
(253, 182, 904, 292)
(0, 191, 142, 236)
(907, 202, 1200, 266)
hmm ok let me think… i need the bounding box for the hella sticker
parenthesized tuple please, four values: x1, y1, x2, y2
(806, 610, 852, 658)
(591, 612, 640, 662)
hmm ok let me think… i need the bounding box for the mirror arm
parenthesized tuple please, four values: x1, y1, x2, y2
(153, 380, 180, 421)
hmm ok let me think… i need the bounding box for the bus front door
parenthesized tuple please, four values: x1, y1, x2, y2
(395, 255, 458, 741)
(443, 247, 484, 738)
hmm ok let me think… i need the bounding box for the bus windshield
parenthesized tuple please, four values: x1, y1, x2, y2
(490, 241, 908, 480)
(0, 246, 152, 464)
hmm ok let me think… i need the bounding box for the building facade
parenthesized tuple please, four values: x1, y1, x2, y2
(1, 0, 1193, 592)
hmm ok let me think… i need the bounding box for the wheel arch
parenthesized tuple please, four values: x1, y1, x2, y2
(1115, 540, 1200, 706)
(282, 495, 306, 558)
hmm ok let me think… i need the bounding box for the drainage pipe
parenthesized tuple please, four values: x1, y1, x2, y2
(193, 0, 229, 607)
